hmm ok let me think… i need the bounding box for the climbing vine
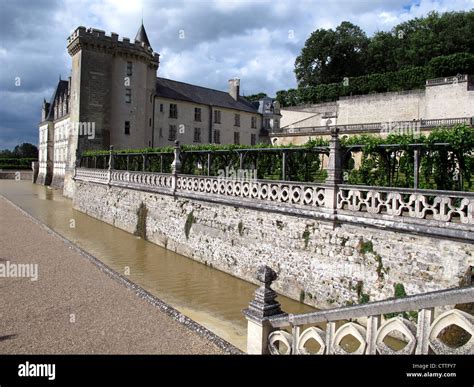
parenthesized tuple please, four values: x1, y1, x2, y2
(80, 125, 473, 191)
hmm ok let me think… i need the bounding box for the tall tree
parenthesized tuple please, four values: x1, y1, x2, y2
(294, 21, 369, 87)
(13, 143, 38, 158)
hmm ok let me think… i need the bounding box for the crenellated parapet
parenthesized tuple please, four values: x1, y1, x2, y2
(67, 26, 159, 69)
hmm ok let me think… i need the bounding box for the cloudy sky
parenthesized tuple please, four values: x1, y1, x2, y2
(0, 0, 472, 149)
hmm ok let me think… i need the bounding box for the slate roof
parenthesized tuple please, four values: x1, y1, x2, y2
(135, 23, 151, 47)
(45, 80, 69, 121)
(155, 78, 258, 114)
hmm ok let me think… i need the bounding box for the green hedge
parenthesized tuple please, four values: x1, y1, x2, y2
(277, 53, 474, 107)
(0, 158, 37, 169)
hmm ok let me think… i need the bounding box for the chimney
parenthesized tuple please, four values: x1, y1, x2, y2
(228, 78, 240, 100)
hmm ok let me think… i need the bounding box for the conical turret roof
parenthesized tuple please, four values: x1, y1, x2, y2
(135, 23, 151, 47)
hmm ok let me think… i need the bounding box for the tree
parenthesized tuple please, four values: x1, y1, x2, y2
(294, 21, 369, 87)
(364, 31, 400, 74)
(244, 92, 267, 102)
(0, 149, 13, 158)
(13, 143, 38, 158)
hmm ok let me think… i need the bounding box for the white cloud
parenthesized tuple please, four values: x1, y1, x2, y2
(0, 0, 472, 147)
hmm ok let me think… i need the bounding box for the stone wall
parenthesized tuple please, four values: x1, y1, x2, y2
(73, 180, 473, 309)
(280, 78, 473, 130)
(0, 171, 33, 180)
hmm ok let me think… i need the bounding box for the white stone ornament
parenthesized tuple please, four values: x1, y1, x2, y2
(268, 330, 293, 355)
(375, 317, 417, 354)
(333, 322, 367, 354)
(429, 309, 474, 354)
(296, 327, 326, 355)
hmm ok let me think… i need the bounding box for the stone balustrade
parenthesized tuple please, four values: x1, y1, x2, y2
(272, 116, 472, 136)
(243, 266, 474, 355)
(74, 168, 474, 230)
(177, 175, 327, 208)
(74, 133, 474, 241)
(337, 185, 474, 224)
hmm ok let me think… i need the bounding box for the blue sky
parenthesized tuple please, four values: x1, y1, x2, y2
(0, 0, 472, 149)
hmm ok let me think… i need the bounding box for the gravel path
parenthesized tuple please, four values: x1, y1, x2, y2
(0, 197, 224, 354)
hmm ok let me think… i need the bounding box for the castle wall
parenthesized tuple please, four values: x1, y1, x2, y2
(336, 90, 425, 125)
(280, 80, 473, 130)
(73, 180, 473, 309)
(51, 116, 70, 188)
(63, 50, 82, 198)
(109, 56, 156, 149)
(424, 82, 474, 119)
(37, 122, 53, 186)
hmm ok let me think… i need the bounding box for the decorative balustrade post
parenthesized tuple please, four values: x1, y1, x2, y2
(324, 127, 342, 213)
(282, 151, 286, 181)
(413, 148, 420, 189)
(171, 140, 182, 193)
(107, 145, 114, 185)
(73, 147, 81, 178)
(243, 265, 287, 354)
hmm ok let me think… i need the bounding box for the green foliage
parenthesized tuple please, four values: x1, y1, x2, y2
(80, 127, 473, 191)
(244, 92, 267, 102)
(299, 290, 305, 303)
(294, 10, 474, 87)
(384, 283, 418, 321)
(238, 221, 244, 236)
(0, 143, 38, 169)
(11, 143, 38, 158)
(359, 240, 374, 255)
(82, 140, 330, 183)
(356, 280, 370, 304)
(359, 293, 370, 304)
(184, 211, 195, 240)
(342, 125, 474, 191)
(295, 21, 369, 86)
(0, 157, 37, 169)
(375, 254, 386, 280)
(394, 283, 407, 298)
(278, 55, 474, 107)
(134, 202, 148, 240)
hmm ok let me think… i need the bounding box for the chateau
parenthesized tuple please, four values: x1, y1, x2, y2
(37, 23, 281, 195)
(37, 23, 473, 197)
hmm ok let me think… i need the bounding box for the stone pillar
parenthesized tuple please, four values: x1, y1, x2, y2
(413, 148, 420, 189)
(107, 145, 114, 185)
(171, 140, 182, 174)
(171, 140, 181, 193)
(243, 265, 287, 354)
(31, 161, 39, 183)
(324, 127, 342, 213)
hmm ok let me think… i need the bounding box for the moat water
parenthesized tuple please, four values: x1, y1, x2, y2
(0, 180, 315, 351)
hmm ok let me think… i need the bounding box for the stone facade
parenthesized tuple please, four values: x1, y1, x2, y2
(277, 75, 474, 146)
(38, 24, 282, 196)
(72, 180, 473, 310)
(153, 97, 263, 147)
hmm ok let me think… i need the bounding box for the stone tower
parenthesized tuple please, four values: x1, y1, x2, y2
(63, 24, 160, 197)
